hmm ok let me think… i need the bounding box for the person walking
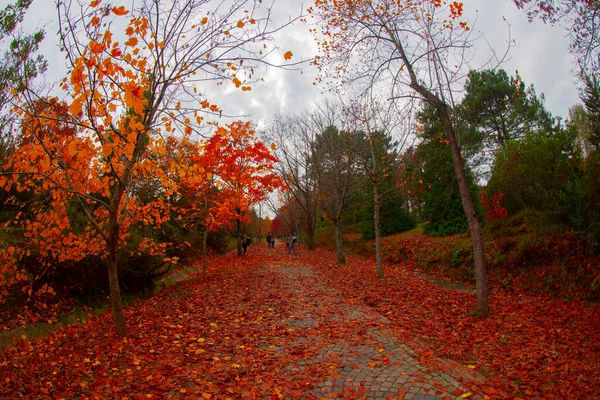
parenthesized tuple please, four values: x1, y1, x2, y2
(288, 232, 297, 254)
(242, 235, 250, 255)
(267, 232, 273, 248)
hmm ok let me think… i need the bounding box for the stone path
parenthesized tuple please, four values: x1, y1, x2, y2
(256, 261, 482, 399)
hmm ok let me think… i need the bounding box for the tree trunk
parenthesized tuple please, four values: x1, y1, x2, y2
(202, 229, 208, 281)
(333, 219, 346, 264)
(306, 214, 316, 250)
(442, 114, 489, 316)
(107, 255, 127, 337)
(372, 182, 384, 279)
(107, 215, 127, 336)
(236, 217, 242, 256)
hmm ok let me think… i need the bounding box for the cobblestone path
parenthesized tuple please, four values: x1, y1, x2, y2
(256, 260, 481, 400)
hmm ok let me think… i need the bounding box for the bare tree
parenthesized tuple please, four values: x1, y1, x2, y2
(268, 111, 320, 249)
(306, 100, 360, 263)
(342, 98, 407, 278)
(312, 1, 492, 315)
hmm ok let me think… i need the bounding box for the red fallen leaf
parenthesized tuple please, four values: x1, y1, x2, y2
(452, 389, 464, 396)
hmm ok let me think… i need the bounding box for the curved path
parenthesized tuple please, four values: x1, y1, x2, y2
(241, 248, 480, 399)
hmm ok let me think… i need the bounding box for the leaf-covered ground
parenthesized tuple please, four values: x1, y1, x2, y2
(1, 245, 598, 399)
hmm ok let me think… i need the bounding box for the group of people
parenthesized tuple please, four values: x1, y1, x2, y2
(241, 232, 297, 254)
(266, 232, 275, 248)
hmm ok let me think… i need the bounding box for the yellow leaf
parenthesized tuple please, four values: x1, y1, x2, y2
(231, 364, 241, 369)
(462, 392, 474, 398)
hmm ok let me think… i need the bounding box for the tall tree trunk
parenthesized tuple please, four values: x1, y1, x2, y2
(442, 115, 489, 316)
(202, 229, 208, 281)
(107, 209, 127, 337)
(236, 217, 242, 256)
(391, 35, 490, 315)
(372, 182, 384, 279)
(333, 219, 346, 264)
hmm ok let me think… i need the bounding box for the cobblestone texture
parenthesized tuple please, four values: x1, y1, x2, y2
(259, 264, 483, 400)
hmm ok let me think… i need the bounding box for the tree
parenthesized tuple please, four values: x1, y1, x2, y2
(313, 124, 360, 263)
(459, 69, 556, 176)
(567, 104, 595, 156)
(487, 128, 583, 226)
(311, 0, 491, 315)
(343, 99, 405, 279)
(203, 121, 282, 256)
(580, 73, 600, 149)
(269, 111, 321, 250)
(2, 0, 299, 336)
(0, 0, 46, 149)
(417, 104, 482, 236)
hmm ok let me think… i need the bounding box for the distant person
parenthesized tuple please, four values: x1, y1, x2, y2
(242, 235, 251, 255)
(288, 232, 297, 254)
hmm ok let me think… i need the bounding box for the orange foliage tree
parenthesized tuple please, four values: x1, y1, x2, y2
(310, 0, 490, 316)
(203, 121, 283, 256)
(1, 0, 298, 336)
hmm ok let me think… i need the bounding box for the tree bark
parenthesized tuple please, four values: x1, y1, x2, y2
(333, 219, 346, 264)
(442, 114, 489, 316)
(202, 229, 208, 280)
(372, 182, 384, 279)
(107, 255, 127, 337)
(107, 207, 127, 336)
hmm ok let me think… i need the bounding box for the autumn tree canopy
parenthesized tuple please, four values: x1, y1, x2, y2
(1, 0, 295, 336)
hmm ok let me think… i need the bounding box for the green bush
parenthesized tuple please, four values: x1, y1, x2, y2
(488, 129, 584, 227)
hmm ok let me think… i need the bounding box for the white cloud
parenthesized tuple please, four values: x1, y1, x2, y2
(17, 0, 582, 125)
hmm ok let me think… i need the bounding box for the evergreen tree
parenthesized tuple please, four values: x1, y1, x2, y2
(417, 105, 482, 236)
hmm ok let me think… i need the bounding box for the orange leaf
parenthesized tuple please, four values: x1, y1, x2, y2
(237, 20, 245, 28)
(90, 0, 101, 7)
(283, 51, 293, 60)
(125, 37, 138, 47)
(90, 16, 100, 26)
(111, 6, 128, 16)
(89, 41, 105, 54)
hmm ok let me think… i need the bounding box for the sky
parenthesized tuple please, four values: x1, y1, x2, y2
(12, 0, 581, 128)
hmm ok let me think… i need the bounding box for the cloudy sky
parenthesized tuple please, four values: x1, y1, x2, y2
(15, 0, 580, 127)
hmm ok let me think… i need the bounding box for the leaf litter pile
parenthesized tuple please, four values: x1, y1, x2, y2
(1, 247, 599, 399)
